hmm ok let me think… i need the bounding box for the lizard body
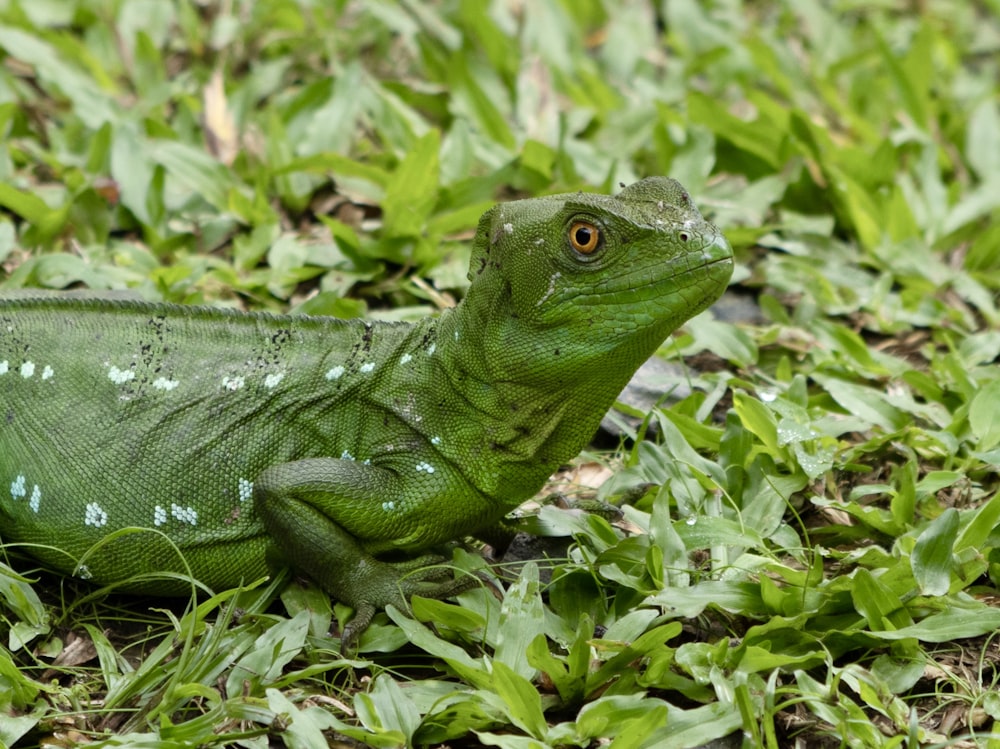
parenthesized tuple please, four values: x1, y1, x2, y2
(0, 178, 732, 639)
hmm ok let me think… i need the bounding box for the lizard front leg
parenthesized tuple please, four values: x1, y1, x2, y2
(253, 457, 479, 647)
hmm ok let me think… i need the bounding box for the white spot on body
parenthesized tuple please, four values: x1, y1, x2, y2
(536, 272, 562, 306)
(108, 366, 134, 384)
(382, 501, 396, 511)
(427, 343, 436, 356)
(341, 450, 355, 461)
(41, 366, 54, 380)
(76, 565, 92, 580)
(264, 373, 284, 389)
(154, 505, 167, 526)
(84, 502, 108, 527)
(0, 360, 8, 375)
(20, 361, 35, 378)
(153, 377, 179, 391)
(238, 478, 254, 503)
(399, 393, 423, 424)
(326, 365, 345, 380)
(29, 485, 40, 512)
(400, 353, 412, 365)
(222, 376, 245, 391)
(431, 436, 441, 446)
(10, 475, 26, 499)
(359, 362, 375, 373)
(171, 504, 198, 525)
(415, 461, 435, 474)
(534, 237, 545, 246)
(503, 222, 514, 235)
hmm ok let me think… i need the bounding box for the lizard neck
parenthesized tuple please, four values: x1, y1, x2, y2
(432, 290, 665, 500)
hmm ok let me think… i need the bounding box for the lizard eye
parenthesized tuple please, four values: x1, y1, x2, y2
(568, 221, 602, 255)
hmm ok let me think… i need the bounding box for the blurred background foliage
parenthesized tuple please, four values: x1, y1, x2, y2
(2, 1, 1000, 746)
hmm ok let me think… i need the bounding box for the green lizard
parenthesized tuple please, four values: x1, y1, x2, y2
(0, 178, 732, 643)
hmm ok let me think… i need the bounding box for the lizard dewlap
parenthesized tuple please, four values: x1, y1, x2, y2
(0, 177, 732, 640)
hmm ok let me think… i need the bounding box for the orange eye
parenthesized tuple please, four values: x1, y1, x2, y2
(569, 221, 602, 254)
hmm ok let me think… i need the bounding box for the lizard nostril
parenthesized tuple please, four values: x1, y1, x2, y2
(679, 232, 690, 242)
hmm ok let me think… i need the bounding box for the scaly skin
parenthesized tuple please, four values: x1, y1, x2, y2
(0, 178, 732, 643)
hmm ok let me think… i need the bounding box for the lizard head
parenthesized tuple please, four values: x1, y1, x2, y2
(466, 177, 733, 353)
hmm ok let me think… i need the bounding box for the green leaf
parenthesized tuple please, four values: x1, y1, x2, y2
(381, 129, 441, 239)
(687, 90, 783, 169)
(225, 610, 310, 695)
(603, 704, 670, 748)
(0, 183, 56, 224)
(488, 659, 547, 740)
(812, 375, 907, 432)
(890, 460, 917, 529)
(0, 564, 48, 650)
(850, 568, 904, 632)
(148, 139, 243, 213)
(969, 380, 1000, 451)
(449, 60, 516, 151)
(276, 152, 389, 190)
(910, 509, 959, 597)
(589, 622, 683, 697)
(956, 490, 1000, 551)
(826, 166, 883, 252)
(385, 607, 491, 689)
(495, 562, 546, 680)
(645, 581, 767, 619)
(966, 99, 1000, 183)
(266, 688, 358, 748)
(733, 392, 780, 455)
(682, 316, 758, 366)
(354, 675, 421, 743)
(865, 603, 1000, 643)
(411, 596, 486, 633)
(875, 26, 930, 130)
(526, 615, 593, 704)
(642, 701, 743, 749)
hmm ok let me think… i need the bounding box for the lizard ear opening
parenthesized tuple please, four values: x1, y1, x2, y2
(568, 221, 602, 256)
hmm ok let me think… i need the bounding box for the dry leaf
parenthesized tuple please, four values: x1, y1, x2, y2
(202, 68, 238, 165)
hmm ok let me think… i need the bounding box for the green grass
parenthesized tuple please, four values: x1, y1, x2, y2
(1, 0, 999, 746)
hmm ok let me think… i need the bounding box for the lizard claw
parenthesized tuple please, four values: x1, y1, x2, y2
(340, 603, 376, 651)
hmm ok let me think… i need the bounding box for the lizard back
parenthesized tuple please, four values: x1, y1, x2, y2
(0, 297, 450, 589)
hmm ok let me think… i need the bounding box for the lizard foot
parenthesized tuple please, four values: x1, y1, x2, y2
(338, 554, 489, 650)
